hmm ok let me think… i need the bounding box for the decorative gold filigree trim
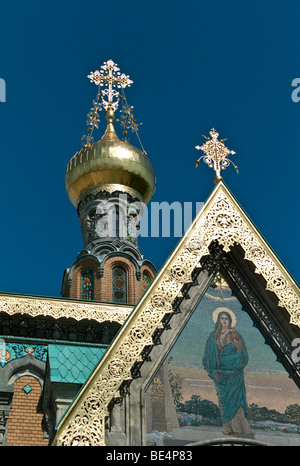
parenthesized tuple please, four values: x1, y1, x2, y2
(195, 128, 238, 179)
(87, 59, 133, 112)
(0, 293, 132, 324)
(53, 180, 299, 446)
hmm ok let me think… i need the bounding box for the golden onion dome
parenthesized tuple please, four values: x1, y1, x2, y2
(65, 108, 156, 207)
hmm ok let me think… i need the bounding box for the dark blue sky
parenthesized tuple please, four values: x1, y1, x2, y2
(0, 0, 299, 298)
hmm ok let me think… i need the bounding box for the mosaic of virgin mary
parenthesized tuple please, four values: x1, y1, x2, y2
(202, 307, 253, 436)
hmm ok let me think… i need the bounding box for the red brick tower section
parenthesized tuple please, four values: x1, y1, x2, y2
(6, 375, 48, 446)
(62, 254, 155, 305)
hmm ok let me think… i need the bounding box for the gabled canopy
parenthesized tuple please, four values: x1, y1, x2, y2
(53, 180, 300, 446)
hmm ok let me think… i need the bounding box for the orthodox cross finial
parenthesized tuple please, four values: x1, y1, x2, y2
(195, 128, 238, 182)
(87, 59, 133, 111)
(81, 59, 144, 149)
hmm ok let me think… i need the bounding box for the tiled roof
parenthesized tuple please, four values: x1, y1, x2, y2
(48, 344, 107, 384)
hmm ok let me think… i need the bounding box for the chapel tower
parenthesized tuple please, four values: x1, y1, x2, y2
(61, 60, 156, 304)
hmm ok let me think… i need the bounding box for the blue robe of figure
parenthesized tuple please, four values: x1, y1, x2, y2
(203, 312, 249, 424)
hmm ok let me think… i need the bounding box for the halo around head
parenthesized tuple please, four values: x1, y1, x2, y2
(212, 307, 237, 328)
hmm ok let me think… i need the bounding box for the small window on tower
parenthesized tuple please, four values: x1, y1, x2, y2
(81, 269, 94, 300)
(112, 266, 127, 304)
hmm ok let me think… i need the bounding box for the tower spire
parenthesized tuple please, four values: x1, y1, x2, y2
(195, 128, 238, 183)
(63, 59, 156, 305)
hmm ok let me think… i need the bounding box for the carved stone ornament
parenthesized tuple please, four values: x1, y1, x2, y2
(54, 181, 300, 446)
(0, 294, 132, 325)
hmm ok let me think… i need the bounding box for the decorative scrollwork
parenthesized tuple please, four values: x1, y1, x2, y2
(59, 413, 106, 446)
(195, 129, 238, 179)
(0, 294, 131, 325)
(150, 293, 171, 311)
(108, 359, 125, 378)
(81, 90, 102, 148)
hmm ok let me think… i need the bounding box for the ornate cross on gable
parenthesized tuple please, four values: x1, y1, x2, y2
(195, 128, 238, 181)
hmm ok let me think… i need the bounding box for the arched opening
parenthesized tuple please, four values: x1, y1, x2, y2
(112, 266, 127, 304)
(81, 269, 94, 300)
(142, 271, 152, 293)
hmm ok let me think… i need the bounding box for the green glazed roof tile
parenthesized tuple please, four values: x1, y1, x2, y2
(48, 344, 107, 384)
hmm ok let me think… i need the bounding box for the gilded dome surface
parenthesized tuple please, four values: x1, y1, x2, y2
(65, 117, 156, 207)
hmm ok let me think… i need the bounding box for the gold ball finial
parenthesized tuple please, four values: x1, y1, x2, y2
(100, 105, 119, 141)
(106, 105, 115, 124)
